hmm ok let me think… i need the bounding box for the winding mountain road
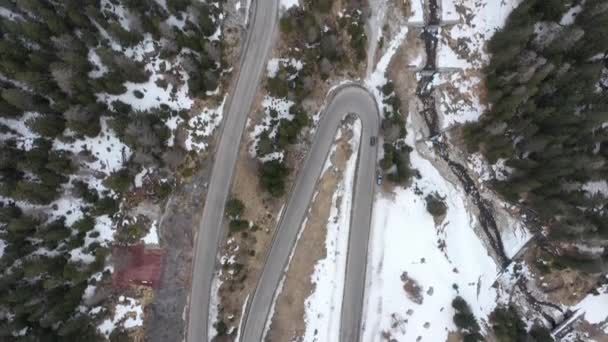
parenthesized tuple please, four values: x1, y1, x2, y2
(187, 0, 380, 341)
(186, 0, 278, 341)
(239, 86, 380, 342)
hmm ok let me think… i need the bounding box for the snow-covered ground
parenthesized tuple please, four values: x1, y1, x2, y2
(500, 215, 532, 259)
(366, 0, 388, 76)
(408, 0, 424, 24)
(248, 95, 295, 161)
(97, 296, 144, 337)
(301, 119, 362, 341)
(185, 96, 227, 151)
(437, 0, 521, 69)
(208, 270, 224, 340)
(573, 284, 608, 330)
(0, 239, 6, 259)
(97, 56, 194, 112)
(441, 0, 459, 22)
(142, 220, 159, 245)
(266, 58, 303, 78)
(359, 2, 525, 339)
(0, 111, 40, 150)
(434, 0, 521, 128)
(55, 118, 132, 173)
(556, 282, 608, 340)
(363, 115, 500, 341)
(365, 25, 408, 112)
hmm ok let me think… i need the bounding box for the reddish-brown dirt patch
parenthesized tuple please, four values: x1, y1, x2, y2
(113, 244, 164, 289)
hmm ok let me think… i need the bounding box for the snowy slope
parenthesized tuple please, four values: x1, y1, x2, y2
(363, 115, 500, 341)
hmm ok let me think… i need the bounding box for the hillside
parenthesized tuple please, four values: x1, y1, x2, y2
(0, 0, 228, 339)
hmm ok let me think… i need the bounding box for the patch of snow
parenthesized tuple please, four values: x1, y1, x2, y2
(434, 0, 522, 128)
(70, 214, 116, 263)
(100, 0, 131, 31)
(54, 117, 132, 174)
(409, 49, 426, 69)
(260, 96, 294, 116)
(442, 0, 460, 22)
(14, 327, 28, 336)
(93, 215, 115, 245)
(83, 267, 113, 301)
(97, 296, 144, 336)
(90, 306, 103, 315)
(437, 27, 470, 69)
(582, 180, 608, 197)
(208, 271, 224, 340)
(560, 4, 583, 26)
(248, 96, 295, 159)
(408, 0, 424, 24)
(501, 219, 532, 259)
(134, 168, 148, 188)
(575, 244, 605, 255)
(433, 70, 484, 128)
(366, 26, 409, 112)
(155, 0, 167, 10)
(259, 151, 284, 163)
(83, 282, 98, 301)
(186, 95, 227, 151)
(0, 7, 23, 21)
(443, 0, 521, 67)
(70, 247, 96, 264)
(0, 112, 40, 150)
(467, 152, 493, 182)
(88, 49, 108, 79)
(244, 0, 252, 25)
(302, 119, 362, 340)
(208, 23, 223, 42)
(166, 15, 187, 29)
(142, 220, 159, 245)
(366, 0, 388, 75)
(125, 35, 157, 62)
(97, 57, 193, 112)
(48, 195, 85, 227)
(266, 58, 303, 78)
(165, 114, 183, 147)
(571, 284, 608, 331)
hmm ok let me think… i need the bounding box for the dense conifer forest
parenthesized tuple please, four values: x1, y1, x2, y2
(463, 0, 608, 271)
(0, 0, 223, 339)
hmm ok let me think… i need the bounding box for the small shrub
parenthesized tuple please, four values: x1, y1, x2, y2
(133, 90, 144, 99)
(72, 216, 95, 233)
(451, 296, 481, 341)
(259, 160, 288, 197)
(123, 221, 146, 243)
(104, 169, 131, 193)
(93, 196, 118, 216)
(229, 219, 249, 232)
(155, 181, 172, 200)
(214, 320, 228, 336)
(490, 305, 527, 342)
(225, 198, 244, 219)
(425, 192, 447, 219)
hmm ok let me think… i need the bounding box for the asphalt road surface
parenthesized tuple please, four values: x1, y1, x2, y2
(239, 85, 380, 342)
(186, 0, 278, 341)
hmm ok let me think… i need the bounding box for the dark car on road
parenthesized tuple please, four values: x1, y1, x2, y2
(370, 136, 376, 146)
